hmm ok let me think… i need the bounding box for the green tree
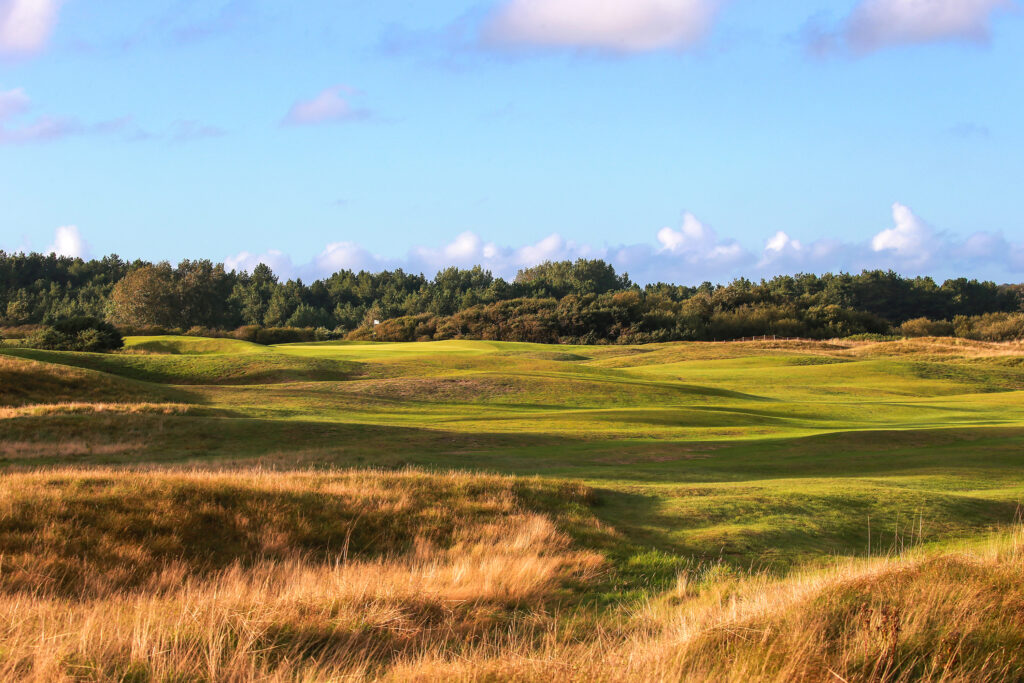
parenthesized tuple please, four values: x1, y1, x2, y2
(107, 264, 178, 328)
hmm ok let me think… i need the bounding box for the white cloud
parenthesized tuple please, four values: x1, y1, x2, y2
(485, 0, 723, 52)
(871, 202, 936, 268)
(514, 233, 574, 264)
(655, 213, 750, 272)
(0, 0, 62, 55)
(850, 0, 1010, 49)
(224, 249, 294, 276)
(657, 212, 714, 252)
(46, 225, 87, 258)
(764, 231, 801, 254)
(315, 241, 380, 273)
(811, 0, 1013, 54)
(757, 230, 807, 267)
(283, 86, 368, 126)
(223, 204, 1024, 285)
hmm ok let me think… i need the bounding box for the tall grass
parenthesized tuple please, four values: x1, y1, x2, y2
(397, 525, 1024, 682)
(0, 468, 604, 680)
(0, 469, 1019, 680)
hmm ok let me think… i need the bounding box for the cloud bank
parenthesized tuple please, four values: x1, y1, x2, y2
(220, 203, 1024, 285)
(483, 0, 723, 52)
(0, 0, 62, 55)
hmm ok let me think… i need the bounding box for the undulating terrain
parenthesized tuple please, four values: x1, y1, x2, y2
(1, 336, 1023, 680)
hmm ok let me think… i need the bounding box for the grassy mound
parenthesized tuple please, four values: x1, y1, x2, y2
(0, 354, 166, 407)
(1, 347, 360, 385)
(124, 335, 271, 355)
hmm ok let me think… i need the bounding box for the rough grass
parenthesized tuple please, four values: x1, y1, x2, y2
(0, 468, 608, 681)
(0, 468, 605, 597)
(400, 527, 1024, 682)
(0, 355, 167, 407)
(0, 467, 1017, 680)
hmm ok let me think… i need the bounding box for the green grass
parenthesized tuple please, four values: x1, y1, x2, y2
(1, 345, 360, 385)
(3, 335, 1024, 577)
(124, 334, 272, 355)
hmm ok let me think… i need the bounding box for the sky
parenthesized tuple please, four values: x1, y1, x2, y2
(1, 0, 1023, 285)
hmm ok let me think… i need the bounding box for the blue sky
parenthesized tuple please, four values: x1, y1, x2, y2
(1, 0, 1022, 284)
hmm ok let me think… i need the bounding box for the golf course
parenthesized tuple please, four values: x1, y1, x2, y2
(1, 334, 1022, 680)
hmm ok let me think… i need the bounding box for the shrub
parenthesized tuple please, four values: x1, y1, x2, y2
(184, 326, 232, 339)
(253, 327, 315, 345)
(844, 333, 900, 342)
(954, 312, 1024, 341)
(115, 324, 176, 337)
(232, 325, 261, 342)
(25, 317, 124, 352)
(900, 317, 955, 337)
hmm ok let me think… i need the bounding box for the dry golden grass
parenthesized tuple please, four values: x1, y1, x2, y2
(0, 468, 606, 681)
(0, 468, 1020, 680)
(0, 402, 192, 419)
(845, 337, 1024, 359)
(396, 527, 1024, 682)
(0, 519, 597, 681)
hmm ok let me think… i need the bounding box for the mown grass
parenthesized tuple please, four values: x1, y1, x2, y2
(2, 336, 1024, 679)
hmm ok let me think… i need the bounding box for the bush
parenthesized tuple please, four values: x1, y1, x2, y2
(900, 317, 955, 337)
(843, 333, 900, 342)
(253, 327, 316, 345)
(115, 325, 179, 337)
(184, 326, 233, 339)
(232, 325, 261, 342)
(953, 313, 1024, 342)
(25, 317, 124, 352)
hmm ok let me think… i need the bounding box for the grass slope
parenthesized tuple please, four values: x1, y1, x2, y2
(2, 344, 360, 385)
(124, 335, 272, 355)
(0, 354, 172, 407)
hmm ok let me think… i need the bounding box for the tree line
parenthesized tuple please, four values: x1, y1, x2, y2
(2, 250, 1023, 344)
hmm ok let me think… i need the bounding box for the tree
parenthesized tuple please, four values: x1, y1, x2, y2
(5, 298, 30, 324)
(230, 263, 278, 326)
(175, 259, 235, 328)
(515, 259, 631, 298)
(107, 265, 178, 328)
